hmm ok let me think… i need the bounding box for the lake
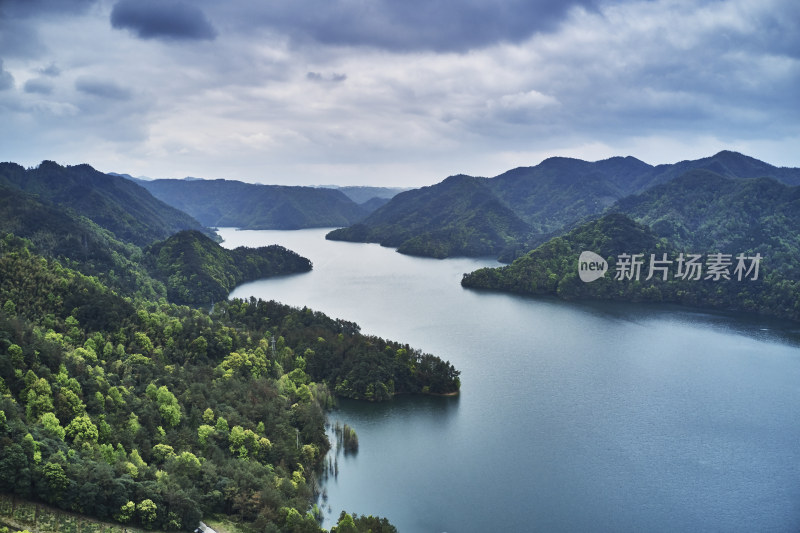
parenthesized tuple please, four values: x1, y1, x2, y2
(220, 227, 800, 532)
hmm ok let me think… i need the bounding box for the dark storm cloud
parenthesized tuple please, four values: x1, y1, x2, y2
(241, 0, 602, 51)
(75, 77, 132, 100)
(110, 0, 217, 41)
(0, 60, 14, 90)
(0, 0, 97, 58)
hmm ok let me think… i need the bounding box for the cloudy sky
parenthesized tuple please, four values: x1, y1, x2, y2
(0, 0, 797, 186)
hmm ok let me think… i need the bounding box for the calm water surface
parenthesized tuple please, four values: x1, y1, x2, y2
(220, 227, 800, 532)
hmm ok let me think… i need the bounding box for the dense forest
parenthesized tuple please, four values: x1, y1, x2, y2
(327, 174, 531, 258)
(0, 161, 460, 532)
(145, 230, 312, 306)
(328, 151, 800, 261)
(0, 162, 211, 247)
(462, 206, 800, 322)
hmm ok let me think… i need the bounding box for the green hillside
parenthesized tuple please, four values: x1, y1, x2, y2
(145, 230, 312, 305)
(463, 172, 800, 321)
(327, 151, 800, 260)
(0, 162, 210, 247)
(139, 179, 368, 230)
(326, 174, 531, 258)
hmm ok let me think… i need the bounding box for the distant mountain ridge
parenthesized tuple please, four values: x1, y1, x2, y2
(327, 151, 800, 260)
(328, 174, 531, 258)
(138, 178, 370, 230)
(462, 168, 800, 321)
(0, 161, 210, 247)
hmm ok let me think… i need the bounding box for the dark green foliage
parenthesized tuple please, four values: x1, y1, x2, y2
(139, 179, 368, 230)
(612, 170, 800, 278)
(0, 231, 445, 530)
(220, 299, 460, 399)
(0, 184, 166, 300)
(463, 201, 800, 321)
(327, 174, 531, 258)
(0, 161, 211, 247)
(329, 151, 800, 260)
(145, 230, 312, 305)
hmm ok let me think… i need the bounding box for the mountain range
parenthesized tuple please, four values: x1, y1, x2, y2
(137, 179, 381, 230)
(0, 161, 210, 247)
(327, 151, 800, 261)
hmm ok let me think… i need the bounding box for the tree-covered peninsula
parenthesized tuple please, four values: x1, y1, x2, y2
(145, 230, 312, 306)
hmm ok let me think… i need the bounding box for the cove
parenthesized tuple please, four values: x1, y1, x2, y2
(220, 227, 800, 532)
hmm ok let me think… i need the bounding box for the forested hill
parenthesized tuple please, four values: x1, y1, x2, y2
(0, 182, 167, 300)
(0, 161, 211, 247)
(327, 151, 800, 260)
(326, 174, 531, 258)
(462, 171, 800, 322)
(145, 230, 312, 305)
(0, 160, 459, 531)
(0, 233, 445, 530)
(138, 178, 368, 230)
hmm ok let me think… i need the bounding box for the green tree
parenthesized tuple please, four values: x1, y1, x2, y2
(41, 461, 69, 499)
(197, 424, 214, 446)
(137, 499, 157, 529)
(116, 501, 136, 523)
(155, 385, 181, 427)
(38, 412, 65, 441)
(65, 414, 99, 445)
(330, 512, 357, 533)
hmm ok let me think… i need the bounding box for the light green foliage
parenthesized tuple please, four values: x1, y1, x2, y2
(127, 412, 140, 435)
(65, 414, 99, 445)
(129, 449, 147, 470)
(115, 501, 135, 523)
(155, 385, 181, 427)
(145, 383, 157, 400)
(331, 512, 357, 533)
(137, 499, 157, 528)
(197, 424, 214, 446)
(25, 377, 54, 420)
(7, 343, 23, 367)
(151, 443, 175, 462)
(215, 416, 229, 435)
(73, 346, 97, 364)
(134, 332, 154, 355)
(38, 412, 66, 441)
(202, 407, 215, 423)
(107, 386, 125, 408)
(172, 451, 201, 477)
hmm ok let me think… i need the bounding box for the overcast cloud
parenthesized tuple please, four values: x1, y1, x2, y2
(0, 0, 797, 186)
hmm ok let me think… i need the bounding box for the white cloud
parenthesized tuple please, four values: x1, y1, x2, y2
(0, 0, 797, 185)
